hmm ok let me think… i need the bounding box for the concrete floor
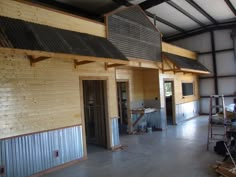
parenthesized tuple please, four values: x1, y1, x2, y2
(42, 116, 222, 177)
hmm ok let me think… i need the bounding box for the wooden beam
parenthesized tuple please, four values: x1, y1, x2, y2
(27, 55, 50, 66)
(0, 47, 129, 65)
(105, 63, 125, 70)
(162, 42, 197, 59)
(180, 68, 210, 74)
(74, 60, 95, 68)
(164, 58, 174, 69)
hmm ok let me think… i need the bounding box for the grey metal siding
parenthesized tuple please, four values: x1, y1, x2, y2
(107, 6, 161, 62)
(131, 109, 167, 130)
(0, 125, 84, 177)
(111, 118, 120, 147)
(175, 101, 199, 124)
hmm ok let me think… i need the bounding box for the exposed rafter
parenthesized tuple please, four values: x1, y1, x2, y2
(167, 1, 205, 27)
(145, 11, 186, 32)
(138, 0, 169, 10)
(33, 0, 103, 21)
(185, 0, 218, 24)
(112, 0, 132, 6)
(164, 20, 236, 41)
(224, 0, 236, 16)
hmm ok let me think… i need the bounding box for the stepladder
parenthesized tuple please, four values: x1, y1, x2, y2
(207, 95, 230, 150)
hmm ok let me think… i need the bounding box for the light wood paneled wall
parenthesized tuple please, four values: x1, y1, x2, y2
(116, 68, 144, 103)
(116, 68, 160, 107)
(159, 71, 199, 108)
(0, 54, 117, 139)
(0, 0, 105, 37)
(162, 42, 197, 59)
(143, 69, 160, 100)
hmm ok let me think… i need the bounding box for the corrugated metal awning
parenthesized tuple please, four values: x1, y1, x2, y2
(162, 53, 210, 74)
(0, 16, 128, 66)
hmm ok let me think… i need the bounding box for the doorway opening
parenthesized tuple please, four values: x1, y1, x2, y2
(117, 81, 129, 135)
(164, 81, 175, 125)
(82, 80, 108, 151)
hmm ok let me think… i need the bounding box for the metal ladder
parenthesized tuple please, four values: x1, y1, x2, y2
(207, 95, 228, 150)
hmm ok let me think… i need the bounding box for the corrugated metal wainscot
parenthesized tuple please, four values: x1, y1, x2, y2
(111, 117, 120, 147)
(0, 125, 84, 177)
(175, 101, 199, 124)
(132, 109, 167, 131)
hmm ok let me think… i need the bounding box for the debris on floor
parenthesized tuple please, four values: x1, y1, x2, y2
(111, 145, 128, 152)
(213, 161, 236, 177)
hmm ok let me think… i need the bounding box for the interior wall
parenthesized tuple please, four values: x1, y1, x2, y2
(116, 68, 144, 109)
(159, 72, 199, 107)
(173, 29, 236, 113)
(143, 69, 160, 108)
(159, 71, 199, 123)
(0, 55, 118, 140)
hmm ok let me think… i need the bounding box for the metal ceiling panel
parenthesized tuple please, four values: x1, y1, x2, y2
(129, 0, 146, 4)
(171, 0, 212, 25)
(147, 17, 179, 36)
(231, 0, 236, 9)
(194, 0, 235, 22)
(147, 3, 200, 30)
(55, 0, 118, 14)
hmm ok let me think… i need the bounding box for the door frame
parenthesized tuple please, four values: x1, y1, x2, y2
(163, 79, 176, 125)
(79, 76, 110, 156)
(116, 80, 131, 134)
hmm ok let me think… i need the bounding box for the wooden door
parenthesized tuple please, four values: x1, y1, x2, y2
(83, 80, 107, 147)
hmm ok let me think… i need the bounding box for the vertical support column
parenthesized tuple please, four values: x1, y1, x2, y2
(210, 31, 219, 108)
(153, 14, 157, 26)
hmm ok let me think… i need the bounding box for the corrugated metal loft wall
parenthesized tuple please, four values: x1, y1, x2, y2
(0, 125, 84, 177)
(173, 29, 236, 114)
(107, 6, 162, 62)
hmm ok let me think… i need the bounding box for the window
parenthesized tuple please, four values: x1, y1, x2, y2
(182, 82, 194, 96)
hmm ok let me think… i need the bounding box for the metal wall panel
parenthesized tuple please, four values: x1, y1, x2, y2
(111, 118, 120, 147)
(214, 30, 233, 51)
(216, 51, 236, 76)
(107, 6, 161, 62)
(218, 77, 236, 95)
(225, 97, 235, 107)
(0, 125, 83, 177)
(198, 54, 214, 77)
(175, 101, 199, 124)
(199, 79, 215, 96)
(131, 109, 167, 130)
(172, 32, 211, 53)
(200, 98, 209, 114)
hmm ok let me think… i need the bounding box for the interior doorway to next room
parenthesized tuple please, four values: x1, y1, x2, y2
(117, 81, 130, 135)
(164, 80, 175, 125)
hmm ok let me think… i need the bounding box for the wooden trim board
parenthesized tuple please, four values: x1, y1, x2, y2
(0, 47, 129, 65)
(162, 42, 197, 59)
(30, 156, 87, 177)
